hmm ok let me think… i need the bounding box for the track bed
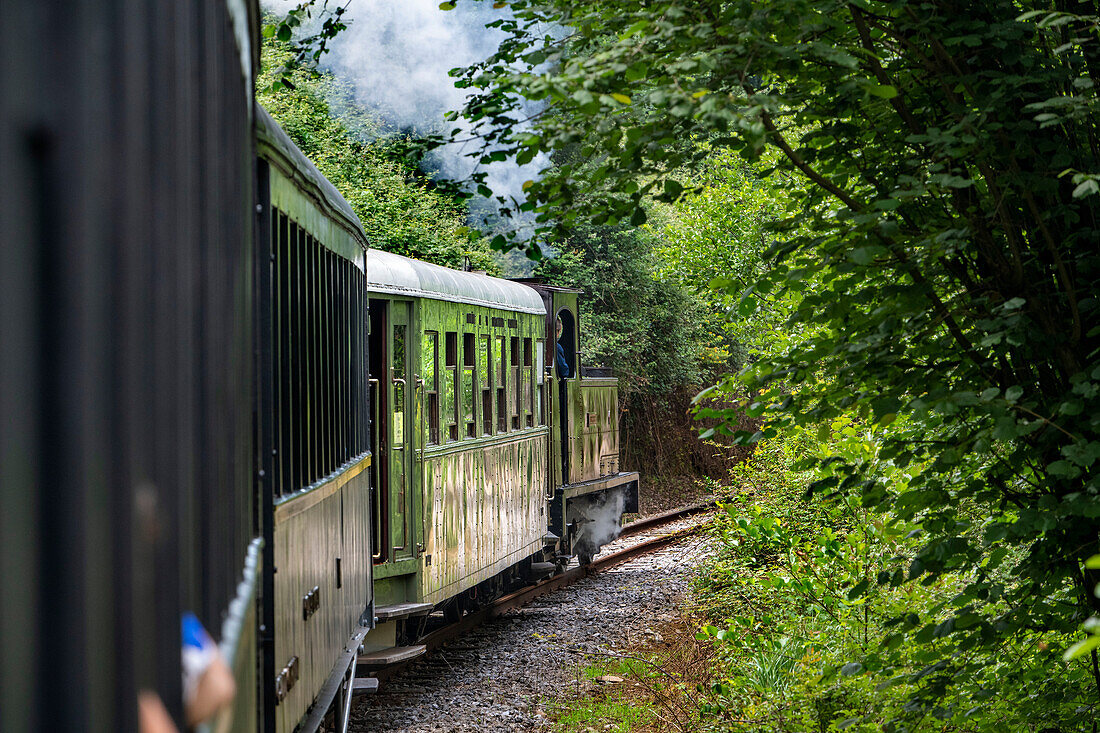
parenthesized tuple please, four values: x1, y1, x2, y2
(350, 508, 713, 732)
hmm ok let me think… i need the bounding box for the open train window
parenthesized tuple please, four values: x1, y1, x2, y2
(423, 331, 440, 445)
(523, 338, 533, 427)
(535, 339, 546, 426)
(445, 332, 458, 442)
(272, 208, 367, 498)
(510, 336, 521, 429)
(479, 334, 493, 435)
(496, 334, 507, 433)
(463, 332, 476, 438)
(556, 308, 577, 379)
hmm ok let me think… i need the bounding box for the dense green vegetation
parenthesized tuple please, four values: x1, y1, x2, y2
(257, 28, 499, 271)
(526, 146, 783, 492)
(551, 425, 1098, 732)
(266, 1, 1100, 725)
(692, 424, 1097, 731)
(445, 0, 1100, 728)
(532, 218, 743, 501)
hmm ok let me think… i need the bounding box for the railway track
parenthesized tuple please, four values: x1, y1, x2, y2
(366, 502, 713, 687)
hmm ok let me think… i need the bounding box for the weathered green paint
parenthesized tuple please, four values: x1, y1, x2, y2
(422, 432, 546, 603)
(566, 378, 620, 483)
(271, 456, 372, 733)
(261, 149, 372, 733)
(368, 254, 550, 610)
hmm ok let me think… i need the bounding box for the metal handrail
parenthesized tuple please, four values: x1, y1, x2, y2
(416, 373, 427, 560)
(390, 375, 408, 554)
(368, 378, 384, 563)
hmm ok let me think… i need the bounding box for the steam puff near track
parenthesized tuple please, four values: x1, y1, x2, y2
(566, 487, 629, 566)
(261, 0, 549, 214)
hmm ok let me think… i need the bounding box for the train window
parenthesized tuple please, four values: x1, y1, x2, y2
(463, 333, 475, 368)
(423, 331, 440, 445)
(510, 337, 521, 429)
(480, 335, 493, 435)
(535, 339, 546, 425)
(393, 325, 406, 445)
(463, 332, 476, 438)
(392, 322, 408, 552)
(445, 332, 458, 442)
(496, 334, 507, 432)
(523, 338, 533, 427)
(271, 208, 368, 498)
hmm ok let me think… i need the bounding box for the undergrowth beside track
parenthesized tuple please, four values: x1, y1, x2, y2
(548, 426, 1098, 732)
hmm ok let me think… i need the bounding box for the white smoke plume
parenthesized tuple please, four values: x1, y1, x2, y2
(263, 0, 548, 228)
(567, 487, 630, 565)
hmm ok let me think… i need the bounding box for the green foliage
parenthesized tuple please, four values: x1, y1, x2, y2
(649, 144, 812, 363)
(257, 22, 498, 272)
(547, 658, 658, 732)
(695, 427, 1098, 731)
(262, 1, 350, 91)
(450, 0, 1100, 718)
(534, 224, 712, 396)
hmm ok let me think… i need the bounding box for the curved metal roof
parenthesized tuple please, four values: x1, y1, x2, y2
(254, 105, 368, 247)
(367, 248, 546, 314)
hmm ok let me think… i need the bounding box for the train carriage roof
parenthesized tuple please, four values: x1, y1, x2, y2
(255, 105, 368, 249)
(367, 248, 545, 315)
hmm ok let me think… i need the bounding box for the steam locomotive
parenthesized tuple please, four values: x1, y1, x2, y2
(0, 3, 637, 732)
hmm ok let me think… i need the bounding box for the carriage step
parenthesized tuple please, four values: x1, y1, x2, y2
(352, 677, 380, 695)
(530, 562, 557, 578)
(357, 645, 427, 669)
(374, 602, 434, 621)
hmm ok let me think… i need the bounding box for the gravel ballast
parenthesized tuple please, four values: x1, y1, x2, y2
(351, 517, 712, 733)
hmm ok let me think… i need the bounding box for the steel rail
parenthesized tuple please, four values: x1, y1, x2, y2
(369, 507, 712, 684)
(616, 500, 714, 539)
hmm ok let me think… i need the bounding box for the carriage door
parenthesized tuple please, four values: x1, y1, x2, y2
(369, 300, 388, 563)
(389, 301, 415, 562)
(369, 298, 415, 564)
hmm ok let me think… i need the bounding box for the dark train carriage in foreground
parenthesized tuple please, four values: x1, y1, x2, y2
(0, 1, 263, 731)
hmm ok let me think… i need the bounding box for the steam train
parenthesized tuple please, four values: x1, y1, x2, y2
(258, 108, 638, 731)
(0, 3, 637, 732)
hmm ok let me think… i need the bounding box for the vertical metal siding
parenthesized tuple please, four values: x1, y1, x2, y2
(0, 2, 258, 732)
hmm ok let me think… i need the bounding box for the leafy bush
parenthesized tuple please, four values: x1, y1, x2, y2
(695, 423, 1098, 731)
(450, 2, 1100, 720)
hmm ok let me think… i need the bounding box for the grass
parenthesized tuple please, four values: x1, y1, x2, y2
(545, 618, 718, 733)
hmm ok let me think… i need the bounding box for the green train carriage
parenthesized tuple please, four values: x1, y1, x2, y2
(361, 251, 640, 665)
(363, 250, 551, 659)
(256, 107, 375, 733)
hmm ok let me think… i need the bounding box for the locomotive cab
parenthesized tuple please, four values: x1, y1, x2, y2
(517, 283, 641, 566)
